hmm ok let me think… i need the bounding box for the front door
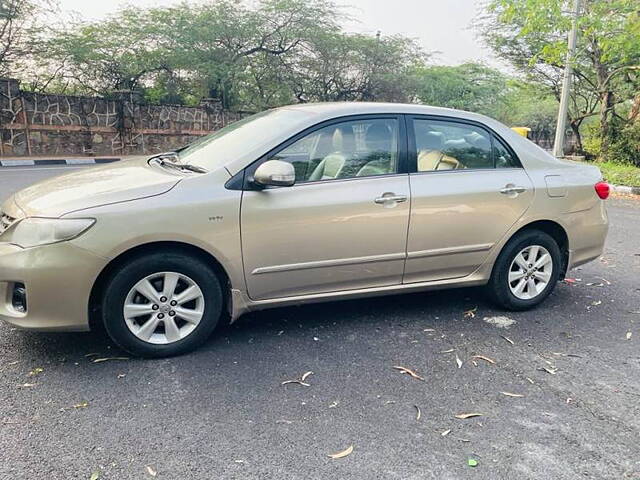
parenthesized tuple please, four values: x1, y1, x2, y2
(404, 116, 534, 283)
(241, 116, 411, 300)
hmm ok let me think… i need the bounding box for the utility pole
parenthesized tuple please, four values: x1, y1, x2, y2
(552, 0, 581, 157)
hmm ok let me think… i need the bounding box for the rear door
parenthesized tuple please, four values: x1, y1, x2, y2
(403, 116, 534, 283)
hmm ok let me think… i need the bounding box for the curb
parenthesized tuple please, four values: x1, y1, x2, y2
(611, 184, 640, 196)
(0, 157, 121, 167)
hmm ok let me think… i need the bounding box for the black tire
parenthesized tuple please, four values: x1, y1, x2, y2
(102, 252, 223, 358)
(486, 229, 562, 311)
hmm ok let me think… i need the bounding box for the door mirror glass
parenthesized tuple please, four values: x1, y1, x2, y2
(253, 160, 296, 187)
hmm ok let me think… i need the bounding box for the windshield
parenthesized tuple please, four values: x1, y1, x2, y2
(178, 108, 313, 170)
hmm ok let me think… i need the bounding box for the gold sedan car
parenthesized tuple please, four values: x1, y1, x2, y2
(0, 103, 609, 357)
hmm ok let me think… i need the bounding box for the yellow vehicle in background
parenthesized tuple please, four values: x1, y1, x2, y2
(511, 127, 532, 139)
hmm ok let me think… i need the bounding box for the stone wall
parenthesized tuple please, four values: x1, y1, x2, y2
(0, 78, 246, 157)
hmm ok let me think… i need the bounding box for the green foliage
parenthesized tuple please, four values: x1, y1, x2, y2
(413, 63, 508, 117)
(606, 121, 640, 167)
(594, 160, 640, 187)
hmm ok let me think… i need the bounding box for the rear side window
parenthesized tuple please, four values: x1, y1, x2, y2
(412, 119, 493, 171)
(493, 136, 519, 168)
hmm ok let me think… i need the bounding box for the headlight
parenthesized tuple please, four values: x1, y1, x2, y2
(0, 217, 95, 248)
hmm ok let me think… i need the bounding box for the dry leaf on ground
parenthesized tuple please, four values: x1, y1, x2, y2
(17, 383, 36, 388)
(282, 371, 314, 387)
(393, 366, 425, 381)
(439, 349, 454, 353)
(455, 413, 483, 419)
(500, 335, 514, 345)
(626, 332, 632, 340)
(146, 465, 157, 477)
(501, 392, 524, 398)
(328, 445, 354, 459)
(455, 354, 463, 369)
(73, 401, 89, 409)
(463, 307, 477, 318)
(27, 367, 43, 377)
(538, 366, 557, 375)
(414, 405, 421, 420)
(89, 471, 100, 480)
(92, 357, 129, 363)
(441, 429, 451, 436)
(471, 355, 496, 365)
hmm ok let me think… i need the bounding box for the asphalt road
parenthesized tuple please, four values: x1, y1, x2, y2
(1, 166, 639, 479)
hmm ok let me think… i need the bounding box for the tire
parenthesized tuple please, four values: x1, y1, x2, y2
(102, 252, 223, 358)
(487, 229, 562, 311)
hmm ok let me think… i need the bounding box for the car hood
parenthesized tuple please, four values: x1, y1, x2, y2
(11, 156, 182, 217)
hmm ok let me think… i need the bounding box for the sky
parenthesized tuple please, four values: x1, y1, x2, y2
(56, 0, 496, 66)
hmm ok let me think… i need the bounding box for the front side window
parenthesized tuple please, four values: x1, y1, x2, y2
(268, 118, 399, 182)
(413, 119, 493, 171)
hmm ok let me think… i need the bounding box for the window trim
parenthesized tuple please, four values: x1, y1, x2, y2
(226, 114, 408, 191)
(405, 114, 523, 174)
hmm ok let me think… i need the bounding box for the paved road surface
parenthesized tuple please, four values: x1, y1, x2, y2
(1, 166, 639, 479)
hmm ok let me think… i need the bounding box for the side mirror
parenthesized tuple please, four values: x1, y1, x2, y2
(253, 160, 296, 187)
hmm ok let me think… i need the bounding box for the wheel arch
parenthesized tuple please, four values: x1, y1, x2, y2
(88, 241, 232, 331)
(505, 220, 570, 279)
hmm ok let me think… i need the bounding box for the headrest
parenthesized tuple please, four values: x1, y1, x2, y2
(365, 123, 392, 152)
(418, 131, 444, 151)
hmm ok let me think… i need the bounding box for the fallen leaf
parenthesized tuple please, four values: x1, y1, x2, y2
(146, 465, 157, 477)
(393, 366, 425, 381)
(423, 328, 435, 332)
(455, 413, 483, 419)
(590, 300, 602, 306)
(73, 401, 89, 409)
(17, 383, 36, 388)
(329, 401, 339, 408)
(282, 371, 314, 387)
(117, 374, 126, 378)
(89, 471, 100, 480)
(439, 349, 454, 353)
(526, 377, 535, 384)
(455, 354, 463, 369)
(626, 332, 632, 340)
(441, 429, 451, 436)
(468, 458, 478, 467)
(463, 307, 477, 318)
(328, 445, 354, 459)
(501, 392, 524, 398)
(596, 277, 611, 285)
(538, 366, 557, 375)
(92, 357, 129, 363)
(28, 367, 43, 377)
(500, 335, 514, 345)
(414, 405, 421, 421)
(471, 355, 496, 365)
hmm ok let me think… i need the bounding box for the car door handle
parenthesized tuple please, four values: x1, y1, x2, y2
(500, 185, 527, 195)
(374, 193, 408, 205)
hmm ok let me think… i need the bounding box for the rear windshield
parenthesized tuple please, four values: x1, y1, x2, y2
(180, 109, 312, 170)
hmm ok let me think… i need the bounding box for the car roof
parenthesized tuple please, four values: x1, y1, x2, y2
(276, 102, 488, 122)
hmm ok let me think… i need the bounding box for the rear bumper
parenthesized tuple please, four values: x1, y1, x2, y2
(0, 242, 106, 331)
(565, 202, 609, 270)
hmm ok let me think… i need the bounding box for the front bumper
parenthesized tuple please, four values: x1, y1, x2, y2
(0, 242, 107, 331)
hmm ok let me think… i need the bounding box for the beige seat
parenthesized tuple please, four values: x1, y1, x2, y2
(308, 126, 355, 181)
(417, 132, 462, 171)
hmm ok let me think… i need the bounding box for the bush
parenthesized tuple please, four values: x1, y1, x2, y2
(605, 121, 640, 167)
(582, 123, 602, 160)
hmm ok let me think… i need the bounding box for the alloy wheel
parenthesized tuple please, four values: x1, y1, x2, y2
(123, 272, 205, 345)
(508, 245, 553, 300)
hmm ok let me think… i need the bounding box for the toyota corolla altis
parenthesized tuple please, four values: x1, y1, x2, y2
(0, 103, 609, 357)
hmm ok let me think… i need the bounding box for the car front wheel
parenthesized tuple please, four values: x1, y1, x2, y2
(102, 252, 223, 358)
(487, 230, 562, 310)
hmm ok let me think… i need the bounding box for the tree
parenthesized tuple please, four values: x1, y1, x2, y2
(412, 63, 508, 117)
(480, 0, 640, 154)
(0, 0, 54, 78)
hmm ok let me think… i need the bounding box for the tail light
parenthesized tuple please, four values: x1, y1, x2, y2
(594, 181, 610, 200)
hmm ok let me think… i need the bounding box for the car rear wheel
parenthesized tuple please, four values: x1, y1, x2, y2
(487, 230, 561, 310)
(102, 252, 222, 358)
